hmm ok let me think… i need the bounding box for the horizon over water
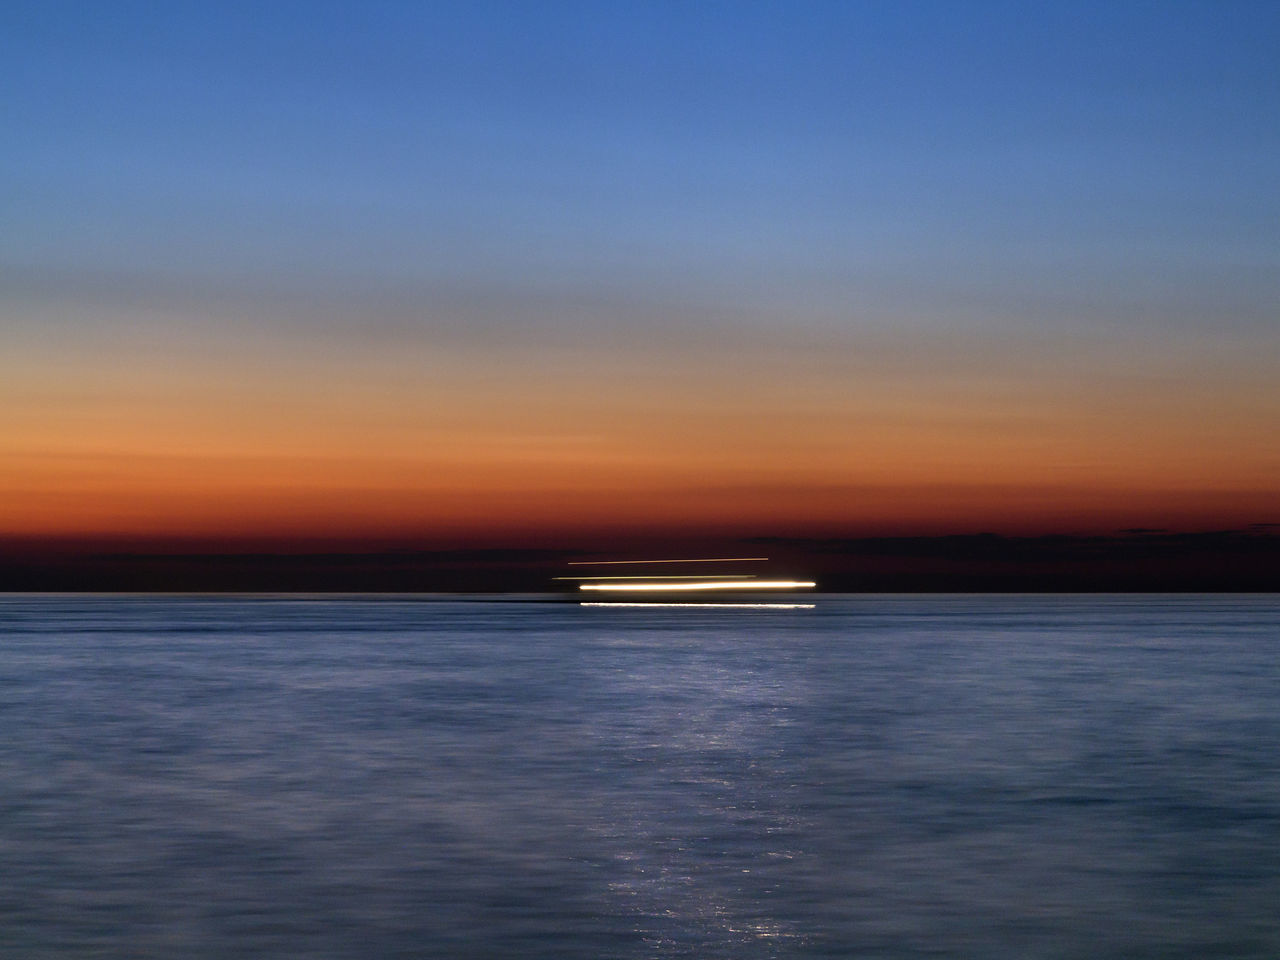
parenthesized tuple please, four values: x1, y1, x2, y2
(2, 593, 1278, 958)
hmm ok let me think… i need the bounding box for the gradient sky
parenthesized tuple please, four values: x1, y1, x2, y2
(3, 1, 1278, 544)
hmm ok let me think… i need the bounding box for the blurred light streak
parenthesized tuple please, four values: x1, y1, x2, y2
(552, 574, 758, 580)
(579, 580, 814, 591)
(579, 602, 815, 609)
(567, 557, 769, 565)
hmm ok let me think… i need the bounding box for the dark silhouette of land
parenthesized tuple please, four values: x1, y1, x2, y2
(2, 527, 1277, 592)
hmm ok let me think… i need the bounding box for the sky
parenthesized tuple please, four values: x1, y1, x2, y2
(3, 0, 1279, 547)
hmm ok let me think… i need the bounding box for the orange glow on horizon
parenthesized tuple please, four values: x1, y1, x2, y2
(2, 321, 1276, 542)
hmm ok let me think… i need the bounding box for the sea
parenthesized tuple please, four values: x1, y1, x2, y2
(2, 594, 1278, 959)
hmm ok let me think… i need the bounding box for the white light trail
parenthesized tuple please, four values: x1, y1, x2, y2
(552, 574, 758, 580)
(567, 557, 768, 565)
(581, 602, 816, 609)
(578, 580, 814, 592)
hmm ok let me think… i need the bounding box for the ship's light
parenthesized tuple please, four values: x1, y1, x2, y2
(578, 580, 814, 592)
(567, 557, 769, 565)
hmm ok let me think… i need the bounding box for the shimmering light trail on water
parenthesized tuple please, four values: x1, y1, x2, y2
(2, 594, 1279, 959)
(580, 602, 816, 609)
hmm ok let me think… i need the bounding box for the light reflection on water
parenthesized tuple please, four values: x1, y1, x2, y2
(581, 601, 816, 608)
(1, 594, 1278, 958)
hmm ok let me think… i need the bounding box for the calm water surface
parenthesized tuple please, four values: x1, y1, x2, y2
(2, 594, 1278, 958)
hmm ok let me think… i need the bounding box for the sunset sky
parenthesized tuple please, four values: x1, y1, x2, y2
(4, 1, 1278, 548)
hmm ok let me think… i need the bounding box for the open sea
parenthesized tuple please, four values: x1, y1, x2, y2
(2, 594, 1278, 959)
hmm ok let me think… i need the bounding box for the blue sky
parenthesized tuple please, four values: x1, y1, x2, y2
(6, 0, 1278, 335)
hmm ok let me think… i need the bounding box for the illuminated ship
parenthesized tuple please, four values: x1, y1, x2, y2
(555, 557, 816, 607)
